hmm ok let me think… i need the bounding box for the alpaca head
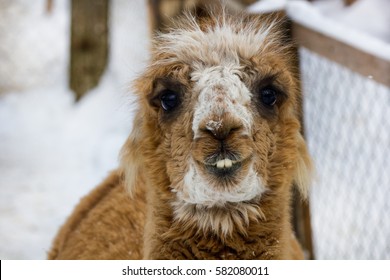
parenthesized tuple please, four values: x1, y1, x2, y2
(121, 11, 312, 234)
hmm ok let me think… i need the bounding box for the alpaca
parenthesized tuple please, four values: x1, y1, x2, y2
(48, 10, 312, 260)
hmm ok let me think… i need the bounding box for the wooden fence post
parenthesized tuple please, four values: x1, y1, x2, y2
(70, 0, 109, 101)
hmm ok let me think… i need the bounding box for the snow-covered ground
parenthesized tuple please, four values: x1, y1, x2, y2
(1, 0, 389, 259)
(0, 0, 149, 259)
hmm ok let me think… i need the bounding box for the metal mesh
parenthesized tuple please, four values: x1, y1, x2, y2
(299, 47, 390, 259)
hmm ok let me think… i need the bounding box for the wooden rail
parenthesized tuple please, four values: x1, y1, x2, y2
(292, 23, 390, 88)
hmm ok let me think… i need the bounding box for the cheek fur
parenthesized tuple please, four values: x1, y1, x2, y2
(251, 120, 275, 185)
(165, 115, 194, 189)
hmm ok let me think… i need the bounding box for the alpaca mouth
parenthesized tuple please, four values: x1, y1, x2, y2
(193, 143, 252, 179)
(203, 154, 244, 178)
(205, 159, 242, 177)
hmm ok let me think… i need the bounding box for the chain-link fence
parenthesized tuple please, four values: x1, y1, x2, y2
(299, 47, 390, 259)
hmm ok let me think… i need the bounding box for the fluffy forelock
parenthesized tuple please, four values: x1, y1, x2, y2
(151, 10, 290, 69)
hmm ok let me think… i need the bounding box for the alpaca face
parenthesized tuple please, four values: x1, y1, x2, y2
(125, 13, 310, 222)
(181, 65, 267, 206)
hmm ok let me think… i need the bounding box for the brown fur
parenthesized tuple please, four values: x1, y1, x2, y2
(48, 171, 146, 259)
(49, 10, 311, 260)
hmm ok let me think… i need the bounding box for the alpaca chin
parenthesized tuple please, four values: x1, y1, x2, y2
(175, 159, 267, 207)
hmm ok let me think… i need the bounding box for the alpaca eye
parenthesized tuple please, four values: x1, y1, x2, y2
(260, 87, 277, 107)
(160, 90, 179, 111)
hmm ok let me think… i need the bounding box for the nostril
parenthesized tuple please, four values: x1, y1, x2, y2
(213, 126, 231, 141)
(200, 127, 224, 140)
(203, 121, 242, 141)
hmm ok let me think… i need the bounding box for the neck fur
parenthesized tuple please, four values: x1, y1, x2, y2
(142, 180, 292, 260)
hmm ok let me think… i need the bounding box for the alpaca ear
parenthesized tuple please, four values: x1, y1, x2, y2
(120, 110, 144, 196)
(294, 133, 313, 200)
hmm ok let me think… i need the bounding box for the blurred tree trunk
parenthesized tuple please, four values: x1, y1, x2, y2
(46, 0, 53, 13)
(70, 0, 109, 101)
(344, 0, 357, 6)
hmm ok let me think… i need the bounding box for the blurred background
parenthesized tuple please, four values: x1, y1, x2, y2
(0, 0, 389, 259)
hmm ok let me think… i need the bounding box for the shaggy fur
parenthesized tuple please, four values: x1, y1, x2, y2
(49, 10, 312, 260)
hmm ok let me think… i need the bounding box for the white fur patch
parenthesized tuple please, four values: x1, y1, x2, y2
(191, 65, 253, 139)
(176, 160, 266, 207)
(206, 120, 223, 133)
(172, 198, 266, 236)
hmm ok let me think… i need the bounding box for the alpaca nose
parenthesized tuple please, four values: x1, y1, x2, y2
(201, 115, 243, 141)
(205, 123, 236, 141)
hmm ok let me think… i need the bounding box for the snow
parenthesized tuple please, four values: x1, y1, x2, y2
(312, 0, 390, 44)
(0, 0, 149, 259)
(286, 0, 390, 61)
(0, 0, 69, 93)
(247, 0, 287, 13)
(249, 0, 390, 61)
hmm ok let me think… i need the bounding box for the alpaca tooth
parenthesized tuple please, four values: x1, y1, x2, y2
(215, 159, 234, 169)
(216, 160, 225, 169)
(224, 159, 232, 168)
